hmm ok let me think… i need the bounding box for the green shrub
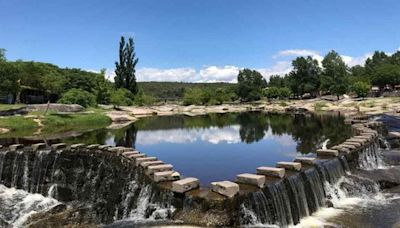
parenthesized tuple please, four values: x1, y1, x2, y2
(264, 87, 292, 99)
(352, 81, 371, 98)
(58, 88, 96, 108)
(134, 91, 156, 106)
(110, 88, 134, 107)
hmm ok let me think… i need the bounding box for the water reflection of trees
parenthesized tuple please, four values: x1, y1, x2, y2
(57, 112, 352, 154)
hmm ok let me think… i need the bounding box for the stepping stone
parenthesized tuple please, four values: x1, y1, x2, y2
(236, 173, 265, 188)
(108, 146, 132, 154)
(86, 144, 100, 149)
(340, 144, 357, 150)
(98, 145, 111, 150)
(146, 164, 173, 175)
(330, 146, 351, 154)
(317, 149, 339, 157)
(9, 144, 24, 151)
(354, 135, 373, 141)
(276, 161, 302, 171)
(211, 181, 239, 198)
(172, 177, 200, 193)
(71, 143, 85, 149)
(154, 170, 180, 182)
(256, 166, 285, 178)
(51, 143, 66, 150)
(127, 153, 146, 160)
(31, 143, 46, 151)
(361, 132, 377, 137)
(122, 151, 139, 157)
(135, 157, 157, 166)
(344, 141, 362, 147)
(347, 138, 367, 145)
(293, 157, 317, 165)
(140, 160, 164, 168)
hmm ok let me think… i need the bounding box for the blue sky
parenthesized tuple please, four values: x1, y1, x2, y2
(1, 0, 400, 82)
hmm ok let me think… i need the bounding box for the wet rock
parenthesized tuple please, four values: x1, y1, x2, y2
(354, 167, 400, 189)
(326, 200, 334, 208)
(0, 107, 28, 116)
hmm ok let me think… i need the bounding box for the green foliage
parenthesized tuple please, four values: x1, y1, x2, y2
(237, 69, 267, 101)
(0, 61, 20, 101)
(264, 87, 291, 99)
(42, 112, 111, 133)
(321, 50, 349, 99)
(352, 81, 371, 98)
(0, 48, 6, 62)
(289, 56, 321, 97)
(134, 91, 156, 106)
(268, 75, 286, 87)
(110, 88, 134, 107)
(58, 88, 97, 108)
(183, 87, 235, 105)
(115, 36, 139, 95)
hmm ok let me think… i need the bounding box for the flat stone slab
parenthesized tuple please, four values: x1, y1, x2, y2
(347, 138, 367, 144)
(122, 151, 139, 157)
(354, 135, 373, 141)
(98, 145, 111, 150)
(340, 144, 357, 150)
(330, 146, 351, 154)
(293, 157, 317, 165)
(108, 146, 132, 153)
(86, 144, 100, 149)
(146, 164, 173, 175)
(140, 160, 164, 168)
(172, 177, 200, 193)
(256, 166, 285, 178)
(344, 141, 362, 147)
(154, 170, 180, 182)
(317, 149, 339, 157)
(236, 173, 265, 188)
(127, 153, 146, 160)
(388, 131, 400, 138)
(51, 143, 66, 150)
(360, 132, 377, 137)
(71, 143, 85, 149)
(135, 157, 157, 166)
(9, 144, 24, 151)
(276, 161, 302, 171)
(31, 143, 46, 151)
(211, 181, 239, 198)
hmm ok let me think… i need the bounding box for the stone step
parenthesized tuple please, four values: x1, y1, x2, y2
(354, 135, 373, 141)
(122, 151, 139, 157)
(211, 181, 239, 198)
(51, 143, 66, 151)
(347, 138, 367, 145)
(256, 166, 285, 178)
(146, 164, 173, 175)
(317, 149, 339, 157)
(9, 144, 23, 151)
(293, 157, 317, 165)
(127, 153, 146, 160)
(330, 146, 351, 154)
(276, 161, 302, 171)
(108, 146, 132, 154)
(71, 143, 85, 149)
(172, 177, 200, 193)
(339, 144, 357, 150)
(153, 170, 180, 182)
(140, 160, 164, 168)
(344, 141, 362, 147)
(135, 157, 157, 166)
(98, 145, 111, 150)
(31, 143, 46, 151)
(360, 132, 377, 138)
(236, 173, 265, 188)
(86, 144, 100, 149)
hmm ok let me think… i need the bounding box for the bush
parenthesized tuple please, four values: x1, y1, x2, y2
(183, 88, 204, 105)
(183, 87, 236, 106)
(58, 88, 97, 108)
(264, 87, 292, 99)
(134, 91, 156, 106)
(110, 88, 134, 107)
(352, 81, 371, 98)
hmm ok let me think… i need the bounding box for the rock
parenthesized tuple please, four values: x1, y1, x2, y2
(276, 162, 302, 171)
(9, 144, 23, 151)
(135, 157, 157, 166)
(317, 149, 339, 157)
(294, 157, 317, 165)
(121, 151, 139, 157)
(172, 177, 200, 193)
(153, 170, 180, 182)
(70, 143, 85, 149)
(0, 107, 28, 116)
(0, 128, 10, 134)
(25, 103, 84, 113)
(236, 173, 265, 188)
(211, 181, 239, 198)
(146, 164, 173, 175)
(51, 143, 67, 151)
(140, 160, 164, 168)
(256, 166, 285, 178)
(86, 144, 100, 149)
(31, 143, 47, 151)
(106, 111, 137, 122)
(326, 200, 334, 208)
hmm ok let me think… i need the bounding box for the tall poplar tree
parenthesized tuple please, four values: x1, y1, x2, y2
(321, 50, 348, 100)
(115, 36, 139, 95)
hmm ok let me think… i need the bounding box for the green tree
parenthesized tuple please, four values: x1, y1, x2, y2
(110, 88, 134, 107)
(58, 88, 97, 108)
(371, 63, 400, 87)
(0, 61, 20, 102)
(115, 36, 139, 95)
(0, 48, 6, 62)
(289, 56, 321, 97)
(321, 51, 349, 100)
(237, 69, 266, 101)
(352, 81, 370, 98)
(268, 75, 286, 88)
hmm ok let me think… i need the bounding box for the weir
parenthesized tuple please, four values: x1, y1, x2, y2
(0, 118, 388, 227)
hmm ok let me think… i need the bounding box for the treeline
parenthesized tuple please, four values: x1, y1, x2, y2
(265, 50, 400, 100)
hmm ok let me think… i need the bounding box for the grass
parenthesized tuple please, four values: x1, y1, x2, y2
(0, 116, 37, 137)
(314, 101, 328, 112)
(0, 104, 24, 111)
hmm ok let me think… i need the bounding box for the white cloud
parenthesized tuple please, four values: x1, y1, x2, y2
(198, 66, 239, 83)
(276, 49, 324, 62)
(341, 53, 372, 67)
(137, 67, 197, 82)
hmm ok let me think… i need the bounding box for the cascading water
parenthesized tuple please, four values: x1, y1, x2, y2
(239, 139, 385, 227)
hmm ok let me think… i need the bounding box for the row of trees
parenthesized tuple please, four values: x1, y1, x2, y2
(237, 50, 400, 101)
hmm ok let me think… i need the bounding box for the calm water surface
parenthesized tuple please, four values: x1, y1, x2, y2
(1, 112, 352, 185)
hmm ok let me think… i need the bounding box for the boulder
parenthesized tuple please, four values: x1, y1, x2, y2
(211, 181, 239, 198)
(26, 104, 84, 113)
(172, 177, 200, 193)
(153, 171, 180, 182)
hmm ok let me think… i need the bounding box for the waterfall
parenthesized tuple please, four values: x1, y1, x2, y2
(359, 141, 387, 170)
(0, 151, 8, 181)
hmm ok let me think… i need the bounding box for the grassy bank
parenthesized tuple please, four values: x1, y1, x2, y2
(0, 116, 37, 137)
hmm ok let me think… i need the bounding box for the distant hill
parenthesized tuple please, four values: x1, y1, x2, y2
(137, 81, 236, 100)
